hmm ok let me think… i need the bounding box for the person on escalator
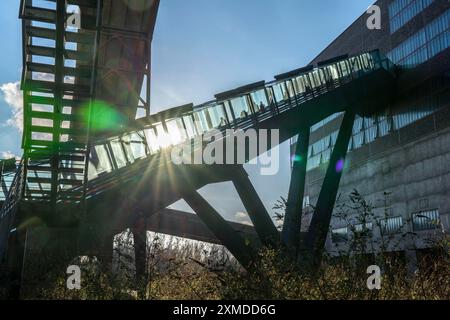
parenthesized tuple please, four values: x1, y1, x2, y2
(259, 101, 266, 112)
(219, 117, 228, 127)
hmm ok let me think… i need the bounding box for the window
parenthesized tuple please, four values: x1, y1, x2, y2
(302, 195, 310, 209)
(389, 0, 434, 33)
(331, 227, 348, 243)
(380, 216, 403, 235)
(412, 209, 440, 231)
(354, 222, 373, 233)
(306, 130, 339, 171)
(392, 107, 434, 129)
(310, 112, 343, 132)
(387, 9, 450, 67)
(378, 116, 392, 137)
(306, 153, 321, 171)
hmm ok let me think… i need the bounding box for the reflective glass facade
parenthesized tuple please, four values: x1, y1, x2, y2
(389, 0, 434, 33)
(304, 104, 437, 172)
(412, 209, 440, 231)
(331, 227, 348, 243)
(380, 216, 404, 235)
(387, 9, 450, 67)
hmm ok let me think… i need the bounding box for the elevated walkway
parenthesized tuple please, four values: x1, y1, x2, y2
(77, 50, 396, 229)
(1, 2, 397, 286)
(3, 49, 397, 263)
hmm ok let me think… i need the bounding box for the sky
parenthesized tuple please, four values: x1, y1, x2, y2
(0, 0, 374, 223)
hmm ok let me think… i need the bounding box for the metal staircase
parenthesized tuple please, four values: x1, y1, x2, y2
(19, 0, 101, 204)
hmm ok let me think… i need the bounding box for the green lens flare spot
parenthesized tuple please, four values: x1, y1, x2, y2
(82, 101, 125, 131)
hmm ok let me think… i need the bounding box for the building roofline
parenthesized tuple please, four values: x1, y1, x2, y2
(309, 0, 379, 64)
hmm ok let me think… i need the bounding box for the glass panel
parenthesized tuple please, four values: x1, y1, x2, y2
(324, 65, 339, 82)
(353, 116, 363, 134)
(354, 222, 373, 234)
(381, 216, 403, 235)
(266, 87, 276, 106)
(121, 135, 135, 164)
(412, 209, 440, 231)
(309, 70, 322, 88)
(338, 60, 350, 78)
(286, 81, 296, 99)
(353, 132, 364, 149)
(332, 227, 348, 242)
(182, 115, 197, 138)
(223, 101, 235, 123)
(166, 119, 186, 145)
(206, 103, 226, 128)
(193, 110, 211, 132)
(230, 96, 251, 119)
(322, 148, 331, 163)
(348, 56, 362, 74)
(155, 123, 171, 148)
(294, 75, 308, 94)
(250, 89, 268, 112)
(110, 139, 127, 169)
(378, 116, 392, 137)
(307, 154, 321, 171)
(273, 83, 289, 103)
(144, 127, 160, 153)
(92, 144, 112, 174)
(129, 132, 147, 159)
(330, 130, 338, 146)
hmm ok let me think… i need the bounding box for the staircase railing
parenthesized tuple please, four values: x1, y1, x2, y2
(0, 159, 26, 261)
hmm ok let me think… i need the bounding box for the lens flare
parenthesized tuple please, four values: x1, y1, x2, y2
(335, 158, 344, 173)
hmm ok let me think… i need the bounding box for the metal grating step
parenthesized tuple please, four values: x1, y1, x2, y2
(27, 165, 84, 174)
(28, 95, 87, 107)
(27, 62, 92, 78)
(29, 110, 83, 122)
(47, 0, 99, 9)
(29, 126, 86, 137)
(26, 26, 56, 40)
(26, 26, 95, 45)
(26, 79, 90, 95)
(22, 6, 56, 24)
(26, 45, 93, 62)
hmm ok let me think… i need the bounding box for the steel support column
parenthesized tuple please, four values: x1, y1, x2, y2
(50, 0, 66, 206)
(282, 130, 310, 252)
(5, 228, 27, 299)
(132, 228, 147, 282)
(97, 235, 114, 273)
(183, 190, 254, 268)
(231, 166, 279, 246)
(303, 111, 355, 266)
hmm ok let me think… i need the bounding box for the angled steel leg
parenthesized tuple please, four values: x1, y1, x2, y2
(231, 166, 279, 246)
(132, 228, 147, 282)
(183, 190, 254, 268)
(5, 228, 27, 299)
(282, 130, 310, 252)
(303, 111, 355, 266)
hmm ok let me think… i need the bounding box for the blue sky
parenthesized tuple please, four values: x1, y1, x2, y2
(0, 0, 374, 223)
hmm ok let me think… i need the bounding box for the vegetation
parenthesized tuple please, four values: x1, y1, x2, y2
(1, 191, 449, 300)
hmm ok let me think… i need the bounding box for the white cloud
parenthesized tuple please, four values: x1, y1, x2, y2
(0, 151, 19, 160)
(234, 211, 253, 226)
(1, 81, 23, 132)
